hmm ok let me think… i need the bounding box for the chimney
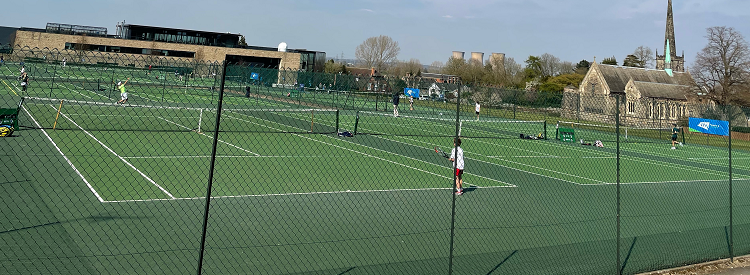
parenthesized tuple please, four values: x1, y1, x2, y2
(371, 67, 375, 76)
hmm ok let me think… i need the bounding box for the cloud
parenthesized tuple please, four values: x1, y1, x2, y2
(442, 15, 453, 18)
(359, 8, 375, 13)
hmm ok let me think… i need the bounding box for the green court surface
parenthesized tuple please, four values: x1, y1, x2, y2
(3, 61, 750, 275)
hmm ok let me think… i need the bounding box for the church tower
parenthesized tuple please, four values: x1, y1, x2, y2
(656, 0, 685, 73)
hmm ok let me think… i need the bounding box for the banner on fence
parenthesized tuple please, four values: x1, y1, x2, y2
(689, 117, 729, 136)
(404, 88, 420, 98)
(250, 72, 259, 80)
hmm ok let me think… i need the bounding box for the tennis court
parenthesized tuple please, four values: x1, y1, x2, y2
(4, 54, 750, 275)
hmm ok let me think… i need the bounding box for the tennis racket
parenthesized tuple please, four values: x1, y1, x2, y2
(434, 147, 449, 158)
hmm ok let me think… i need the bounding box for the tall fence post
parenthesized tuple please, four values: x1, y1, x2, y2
(448, 84, 460, 275)
(729, 111, 734, 262)
(196, 60, 228, 275)
(616, 94, 622, 275)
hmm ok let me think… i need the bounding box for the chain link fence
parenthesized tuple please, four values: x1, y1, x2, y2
(1, 47, 749, 275)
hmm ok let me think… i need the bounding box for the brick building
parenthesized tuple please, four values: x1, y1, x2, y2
(8, 22, 325, 71)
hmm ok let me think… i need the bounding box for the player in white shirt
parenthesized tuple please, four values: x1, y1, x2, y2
(475, 102, 481, 121)
(450, 138, 465, 195)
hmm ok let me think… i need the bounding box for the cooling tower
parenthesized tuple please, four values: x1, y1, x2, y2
(470, 52, 484, 65)
(490, 53, 506, 72)
(452, 51, 465, 60)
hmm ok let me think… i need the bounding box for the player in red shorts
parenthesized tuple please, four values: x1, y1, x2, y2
(449, 138, 464, 195)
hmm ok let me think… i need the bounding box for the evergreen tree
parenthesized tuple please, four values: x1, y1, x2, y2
(601, 56, 618, 65)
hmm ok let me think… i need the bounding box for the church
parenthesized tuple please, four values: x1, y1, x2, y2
(562, 0, 707, 127)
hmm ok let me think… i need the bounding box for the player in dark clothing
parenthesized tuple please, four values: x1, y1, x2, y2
(671, 124, 683, 149)
(392, 93, 400, 117)
(20, 73, 29, 92)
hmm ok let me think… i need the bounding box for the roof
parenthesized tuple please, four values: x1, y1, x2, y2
(631, 81, 691, 100)
(595, 63, 695, 93)
(123, 24, 240, 37)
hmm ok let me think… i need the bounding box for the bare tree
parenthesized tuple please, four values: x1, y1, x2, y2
(503, 57, 524, 87)
(538, 53, 562, 78)
(355, 35, 400, 72)
(692, 26, 750, 106)
(632, 46, 655, 68)
(428, 61, 444, 73)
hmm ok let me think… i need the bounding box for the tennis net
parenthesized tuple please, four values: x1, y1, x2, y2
(19, 97, 339, 134)
(556, 121, 672, 143)
(355, 111, 546, 138)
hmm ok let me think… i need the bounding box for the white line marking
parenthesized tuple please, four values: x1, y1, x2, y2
(51, 105, 176, 199)
(278, 112, 516, 187)
(223, 112, 457, 183)
(16, 103, 106, 202)
(157, 116, 260, 156)
(600, 178, 750, 185)
(103, 185, 513, 203)
(121, 155, 342, 159)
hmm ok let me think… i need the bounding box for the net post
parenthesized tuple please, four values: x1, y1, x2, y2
(197, 109, 203, 133)
(335, 110, 340, 134)
(53, 100, 63, 130)
(354, 111, 360, 135)
(543, 121, 547, 140)
(310, 110, 315, 132)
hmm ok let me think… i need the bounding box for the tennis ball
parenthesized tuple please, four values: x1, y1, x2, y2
(440, 113, 443, 115)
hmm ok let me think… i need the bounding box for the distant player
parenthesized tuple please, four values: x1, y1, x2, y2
(62, 58, 66, 67)
(116, 78, 130, 104)
(450, 138, 465, 195)
(392, 93, 400, 117)
(475, 102, 481, 121)
(671, 124, 683, 149)
(20, 72, 29, 92)
(409, 96, 414, 110)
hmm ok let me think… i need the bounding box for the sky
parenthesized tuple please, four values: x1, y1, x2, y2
(3, 0, 750, 68)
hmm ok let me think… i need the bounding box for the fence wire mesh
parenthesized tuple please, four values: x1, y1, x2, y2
(1, 48, 749, 275)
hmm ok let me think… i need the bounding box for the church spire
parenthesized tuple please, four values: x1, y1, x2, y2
(664, 0, 677, 58)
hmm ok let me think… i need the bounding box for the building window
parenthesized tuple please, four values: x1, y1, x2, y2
(627, 102, 635, 114)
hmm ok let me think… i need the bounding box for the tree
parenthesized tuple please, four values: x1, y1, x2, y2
(632, 46, 654, 68)
(692, 26, 750, 106)
(238, 35, 248, 47)
(575, 60, 591, 74)
(601, 56, 618, 65)
(355, 35, 400, 72)
(538, 53, 562, 79)
(622, 54, 643, 68)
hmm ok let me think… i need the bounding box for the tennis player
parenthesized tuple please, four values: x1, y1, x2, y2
(392, 93, 400, 117)
(671, 124, 683, 149)
(409, 96, 414, 110)
(116, 78, 130, 104)
(475, 102, 481, 121)
(450, 137, 465, 195)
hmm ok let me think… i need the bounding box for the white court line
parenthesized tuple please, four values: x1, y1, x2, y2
(223, 111, 462, 185)
(276, 112, 517, 187)
(326, 114, 591, 186)
(157, 116, 260, 156)
(373, 115, 730, 178)
(121, 155, 344, 159)
(57, 83, 92, 99)
(2, 81, 105, 202)
(600, 178, 750, 185)
(50, 105, 176, 199)
(489, 156, 616, 159)
(104, 185, 512, 203)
